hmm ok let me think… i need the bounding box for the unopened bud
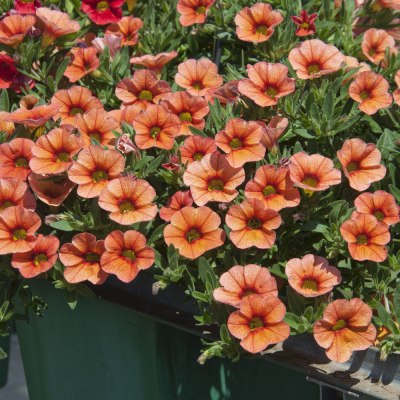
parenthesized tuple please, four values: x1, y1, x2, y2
(278, 157, 290, 167)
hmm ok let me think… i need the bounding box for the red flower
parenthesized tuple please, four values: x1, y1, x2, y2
(291, 10, 317, 37)
(177, 0, 216, 27)
(160, 191, 193, 222)
(0, 54, 35, 93)
(14, 0, 42, 15)
(0, 138, 34, 181)
(82, 0, 124, 25)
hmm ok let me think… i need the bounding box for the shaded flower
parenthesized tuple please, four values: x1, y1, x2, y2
(177, 0, 216, 27)
(162, 154, 180, 171)
(362, 28, 396, 67)
(14, 0, 42, 15)
(105, 15, 143, 46)
(343, 56, 371, 84)
(258, 116, 288, 155)
(394, 70, 400, 106)
(64, 47, 100, 83)
(82, 0, 124, 25)
(91, 33, 122, 62)
(0, 54, 35, 93)
(178, 135, 218, 165)
(205, 80, 240, 106)
(109, 104, 142, 126)
(0, 14, 36, 47)
(0, 111, 14, 139)
(19, 95, 39, 110)
(74, 32, 96, 48)
(0, 178, 36, 212)
(116, 133, 140, 157)
(159, 191, 193, 222)
(0, 138, 34, 181)
(291, 10, 317, 37)
(130, 51, 178, 77)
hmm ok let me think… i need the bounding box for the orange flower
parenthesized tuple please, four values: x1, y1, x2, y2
(161, 91, 209, 137)
(343, 56, 371, 84)
(234, 3, 283, 43)
(245, 165, 300, 212)
(0, 138, 34, 181)
(183, 153, 245, 206)
(12, 234, 59, 279)
(116, 69, 172, 110)
(0, 205, 40, 255)
(30, 125, 84, 175)
(313, 298, 376, 363)
(20, 95, 39, 110)
(0, 178, 36, 212)
(205, 80, 240, 106)
(64, 47, 100, 83)
(291, 10, 317, 37)
(394, 70, 400, 106)
(91, 33, 122, 62)
(362, 28, 396, 67)
(340, 214, 390, 262)
(109, 104, 142, 126)
(286, 255, 341, 298)
(0, 111, 14, 139)
(177, 0, 216, 27)
(214, 264, 278, 308)
(337, 138, 386, 191)
(289, 152, 342, 193)
(159, 191, 193, 222)
(100, 230, 155, 283)
(130, 51, 178, 77)
(68, 146, 125, 198)
(51, 86, 104, 125)
(178, 135, 218, 165)
(258, 116, 288, 154)
(132, 104, 181, 150)
(227, 294, 290, 354)
(105, 16, 143, 46)
(288, 39, 344, 80)
(164, 206, 225, 259)
(59, 233, 108, 285)
(175, 59, 223, 97)
(0, 14, 36, 47)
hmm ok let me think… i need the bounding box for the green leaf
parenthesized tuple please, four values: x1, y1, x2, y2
(394, 282, 400, 324)
(376, 302, 399, 335)
(295, 129, 316, 139)
(283, 312, 300, 328)
(389, 184, 400, 202)
(287, 286, 305, 316)
(91, 138, 102, 147)
(293, 141, 303, 154)
(192, 291, 209, 302)
(220, 324, 230, 344)
(198, 257, 217, 288)
(55, 57, 70, 88)
(188, 125, 207, 138)
(167, 243, 176, 264)
(0, 347, 7, 359)
(0, 89, 9, 112)
(65, 290, 77, 310)
(304, 306, 313, 322)
(145, 155, 164, 176)
(323, 90, 334, 120)
(49, 221, 74, 231)
(148, 223, 166, 244)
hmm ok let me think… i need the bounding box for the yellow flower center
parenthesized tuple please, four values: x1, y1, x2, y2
(21, 0, 35, 3)
(247, 218, 262, 230)
(263, 185, 276, 197)
(307, 64, 321, 75)
(34, 253, 48, 266)
(332, 319, 347, 332)
(240, 288, 257, 299)
(14, 157, 29, 168)
(92, 170, 109, 183)
(0, 200, 14, 211)
(179, 112, 192, 122)
(85, 252, 100, 263)
(300, 22, 309, 29)
(192, 81, 203, 91)
(89, 132, 102, 142)
(122, 249, 136, 262)
(186, 228, 201, 243)
(193, 152, 204, 161)
(138, 90, 153, 101)
(301, 279, 318, 291)
(56, 152, 69, 162)
(150, 127, 161, 139)
(208, 179, 224, 191)
(356, 234, 369, 245)
(359, 90, 370, 101)
(12, 229, 27, 241)
(368, 48, 376, 56)
(84, 64, 92, 71)
(249, 317, 264, 331)
(119, 200, 135, 214)
(255, 25, 269, 35)
(265, 86, 279, 99)
(373, 210, 385, 222)
(302, 175, 318, 188)
(229, 138, 243, 149)
(347, 162, 358, 173)
(70, 107, 84, 116)
(196, 6, 206, 14)
(97, 1, 109, 10)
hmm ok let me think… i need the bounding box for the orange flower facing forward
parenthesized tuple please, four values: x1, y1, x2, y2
(362, 29, 396, 67)
(130, 51, 178, 77)
(51, 86, 104, 125)
(132, 104, 181, 150)
(234, 3, 283, 43)
(205, 80, 240, 106)
(164, 206, 225, 259)
(313, 298, 376, 363)
(340, 214, 390, 262)
(178, 135, 218, 165)
(68, 146, 125, 198)
(214, 264, 278, 308)
(59, 233, 108, 285)
(0, 178, 36, 212)
(177, 0, 216, 27)
(245, 165, 300, 212)
(394, 70, 400, 106)
(238, 62, 295, 107)
(226, 198, 281, 249)
(12, 234, 59, 278)
(175, 59, 223, 97)
(0, 111, 15, 139)
(64, 47, 100, 83)
(161, 91, 209, 137)
(352, 190, 400, 226)
(100, 230, 155, 283)
(183, 153, 245, 206)
(289, 152, 342, 193)
(215, 118, 265, 168)
(337, 138, 386, 191)
(0, 14, 36, 47)
(159, 191, 193, 222)
(286, 255, 342, 298)
(258, 116, 288, 154)
(0, 206, 40, 255)
(288, 39, 345, 80)
(227, 294, 290, 354)
(105, 15, 143, 46)
(349, 72, 392, 115)
(0, 138, 34, 181)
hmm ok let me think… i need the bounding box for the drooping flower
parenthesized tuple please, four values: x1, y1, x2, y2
(205, 80, 240, 106)
(91, 34, 122, 62)
(394, 70, 400, 106)
(14, 0, 42, 15)
(64, 47, 100, 83)
(362, 29, 396, 67)
(313, 298, 376, 363)
(0, 112, 15, 139)
(164, 206, 225, 259)
(105, 15, 143, 46)
(19, 95, 39, 110)
(257, 116, 288, 155)
(101, 230, 155, 283)
(288, 39, 345, 80)
(234, 3, 283, 43)
(115, 134, 140, 158)
(183, 153, 245, 206)
(177, 0, 216, 27)
(160, 191, 193, 222)
(0, 138, 34, 181)
(130, 51, 178, 77)
(0, 14, 36, 47)
(82, 0, 124, 25)
(0, 178, 36, 212)
(343, 56, 371, 84)
(291, 10, 317, 37)
(178, 135, 218, 165)
(162, 154, 180, 171)
(337, 138, 386, 191)
(0, 54, 35, 93)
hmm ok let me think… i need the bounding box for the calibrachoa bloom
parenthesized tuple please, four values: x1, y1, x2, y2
(64, 47, 100, 83)
(313, 298, 376, 363)
(258, 116, 288, 154)
(82, 0, 124, 25)
(361, 28, 396, 67)
(394, 70, 400, 106)
(14, 0, 42, 15)
(291, 10, 317, 36)
(343, 56, 371, 84)
(234, 3, 283, 43)
(205, 80, 240, 106)
(0, 111, 14, 138)
(177, 0, 216, 27)
(11, 234, 59, 279)
(227, 294, 290, 354)
(0, 14, 36, 47)
(109, 105, 142, 126)
(0, 178, 36, 212)
(130, 51, 178, 77)
(164, 206, 225, 259)
(105, 16, 143, 46)
(286, 255, 342, 297)
(59, 233, 108, 284)
(20, 95, 39, 110)
(0, 54, 35, 93)
(244, 165, 300, 212)
(100, 230, 155, 283)
(91, 33, 122, 62)
(160, 191, 193, 221)
(183, 153, 245, 206)
(214, 264, 278, 308)
(178, 135, 218, 165)
(337, 138, 386, 191)
(0, 138, 34, 181)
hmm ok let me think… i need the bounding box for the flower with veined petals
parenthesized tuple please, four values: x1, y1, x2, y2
(100, 230, 155, 283)
(64, 47, 100, 83)
(109, 104, 142, 126)
(0, 178, 36, 212)
(337, 138, 386, 191)
(12, 234, 59, 278)
(362, 29, 396, 68)
(227, 294, 290, 354)
(105, 15, 143, 46)
(164, 206, 225, 259)
(257, 116, 288, 155)
(177, 0, 216, 27)
(238, 62, 295, 107)
(29, 125, 84, 175)
(161, 91, 209, 137)
(98, 177, 157, 225)
(132, 104, 181, 150)
(68, 146, 125, 198)
(205, 80, 240, 106)
(343, 56, 371, 84)
(214, 265, 278, 308)
(51, 86, 104, 125)
(352, 190, 400, 226)
(0, 14, 36, 47)
(178, 135, 218, 165)
(0, 54, 35, 93)
(215, 118, 266, 168)
(116, 69, 172, 110)
(0, 138, 34, 181)
(340, 214, 390, 262)
(0, 205, 40, 255)
(91, 34, 122, 62)
(286, 255, 341, 298)
(82, 0, 124, 25)
(394, 71, 400, 106)
(349, 72, 392, 115)
(20, 95, 39, 110)
(59, 233, 108, 285)
(183, 153, 245, 206)
(0, 112, 14, 139)
(175, 59, 223, 97)
(245, 165, 300, 212)
(130, 51, 178, 77)
(14, 0, 42, 15)
(234, 3, 283, 43)
(291, 10, 317, 37)
(162, 154, 180, 171)
(160, 191, 193, 222)
(288, 39, 345, 80)
(289, 152, 341, 193)
(313, 298, 376, 363)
